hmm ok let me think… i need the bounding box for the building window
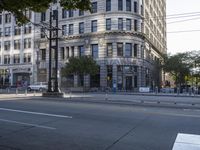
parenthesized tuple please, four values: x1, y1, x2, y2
(134, 44, 138, 57)
(79, 10, 84, 16)
(68, 10, 73, 18)
(13, 54, 20, 64)
(53, 10, 58, 20)
(41, 12, 46, 21)
(60, 47, 65, 60)
(91, 20, 97, 32)
(106, 0, 111, 11)
(24, 25, 32, 34)
(91, 2, 97, 13)
(107, 43, 113, 57)
(106, 18, 111, 31)
(91, 44, 98, 58)
(66, 47, 70, 58)
(134, 1, 138, 13)
(69, 24, 74, 35)
(14, 26, 21, 35)
(14, 40, 21, 50)
(5, 27, 11, 36)
(134, 19, 138, 31)
(125, 43, 132, 57)
(40, 49, 46, 61)
(126, 19, 132, 30)
(78, 46, 85, 57)
(4, 41, 10, 51)
(24, 38, 31, 49)
(79, 22, 84, 34)
(62, 25, 67, 35)
(117, 43, 123, 56)
(126, 0, 131, 11)
(5, 13, 11, 23)
(71, 46, 74, 57)
(118, 18, 123, 30)
(118, 0, 123, 11)
(62, 9, 67, 18)
(4, 55, 10, 64)
(24, 53, 31, 63)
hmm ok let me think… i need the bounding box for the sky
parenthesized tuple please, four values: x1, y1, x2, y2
(167, 0, 200, 54)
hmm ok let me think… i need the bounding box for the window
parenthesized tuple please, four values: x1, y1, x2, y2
(24, 53, 31, 63)
(134, 1, 138, 13)
(78, 46, 84, 57)
(24, 38, 31, 49)
(13, 54, 20, 64)
(126, 0, 131, 11)
(106, 19, 111, 31)
(134, 44, 138, 57)
(68, 10, 73, 17)
(71, 46, 74, 57)
(14, 26, 21, 35)
(91, 44, 98, 58)
(53, 10, 58, 20)
(4, 41, 10, 51)
(60, 47, 65, 60)
(91, 2, 97, 13)
(24, 25, 31, 34)
(41, 12, 46, 21)
(69, 24, 73, 35)
(118, 18, 123, 30)
(106, 0, 111, 11)
(0, 15, 2, 24)
(14, 40, 21, 50)
(4, 55, 10, 64)
(0, 28, 2, 37)
(40, 49, 46, 61)
(126, 19, 132, 30)
(125, 43, 132, 57)
(107, 43, 113, 57)
(5, 27, 11, 36)
(134, 19, 138, 31)
(79, 22, 84, 34)
(62, 25, 67, 35)
(62, 9, 67, 18)
(91, 20, 97, 32)
(5, 13, 11, 23)
(66, 47, 69, 58)
(79, 10, 84, 16)
(117, 43, 123, 56)
(118, 0, 123, 11)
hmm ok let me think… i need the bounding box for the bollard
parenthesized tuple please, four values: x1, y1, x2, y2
(34, 90, 36, 96)
(16, 88, 18, 95)
(105, 92, 108, 100)
(25, 89, 27, 96)
(69, 91, 72, 100)
(7, 88, 10, 93)
(155, 87, 158, 94)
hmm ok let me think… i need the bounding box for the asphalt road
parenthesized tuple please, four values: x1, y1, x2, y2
(0, 98, 200, 150)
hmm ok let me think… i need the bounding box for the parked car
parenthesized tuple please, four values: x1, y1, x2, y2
(27, 82, 47, 91)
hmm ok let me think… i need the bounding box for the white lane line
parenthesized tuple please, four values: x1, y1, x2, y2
(172, 133, 200, 150)
(0, 108, 72, 119)
(0, 118, 56, 130)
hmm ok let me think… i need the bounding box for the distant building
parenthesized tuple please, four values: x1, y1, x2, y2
(0, 0, 167, 91)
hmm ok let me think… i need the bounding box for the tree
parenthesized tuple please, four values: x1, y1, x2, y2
(62, 56, 99, 86)
(0, 0, 91, 24)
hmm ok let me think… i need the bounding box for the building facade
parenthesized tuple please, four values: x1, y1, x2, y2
(0, 0, 166, 91)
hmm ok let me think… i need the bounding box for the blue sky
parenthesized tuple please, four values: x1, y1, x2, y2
(167, 0, 200, 54)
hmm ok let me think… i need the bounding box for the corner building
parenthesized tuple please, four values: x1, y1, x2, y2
(36, 0, 167, 91)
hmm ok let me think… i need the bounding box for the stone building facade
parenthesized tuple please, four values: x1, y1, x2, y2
(0, 0, 167, 90)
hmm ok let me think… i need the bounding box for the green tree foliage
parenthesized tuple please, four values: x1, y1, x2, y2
(162, 53, 192, 86)
(0, 0, 91, 24)
(62, 56, 99, 77)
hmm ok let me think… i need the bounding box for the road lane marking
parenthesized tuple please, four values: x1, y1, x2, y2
(172, 133, 200, 150)
(0, 118, 56, 130)
(0, 108, 72, 119)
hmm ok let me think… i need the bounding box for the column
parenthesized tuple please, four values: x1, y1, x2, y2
(10, 69, 13, 86)
(112, 65, 117, 91)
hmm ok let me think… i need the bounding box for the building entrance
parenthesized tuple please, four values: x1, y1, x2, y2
(126, 76, 132, 91)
